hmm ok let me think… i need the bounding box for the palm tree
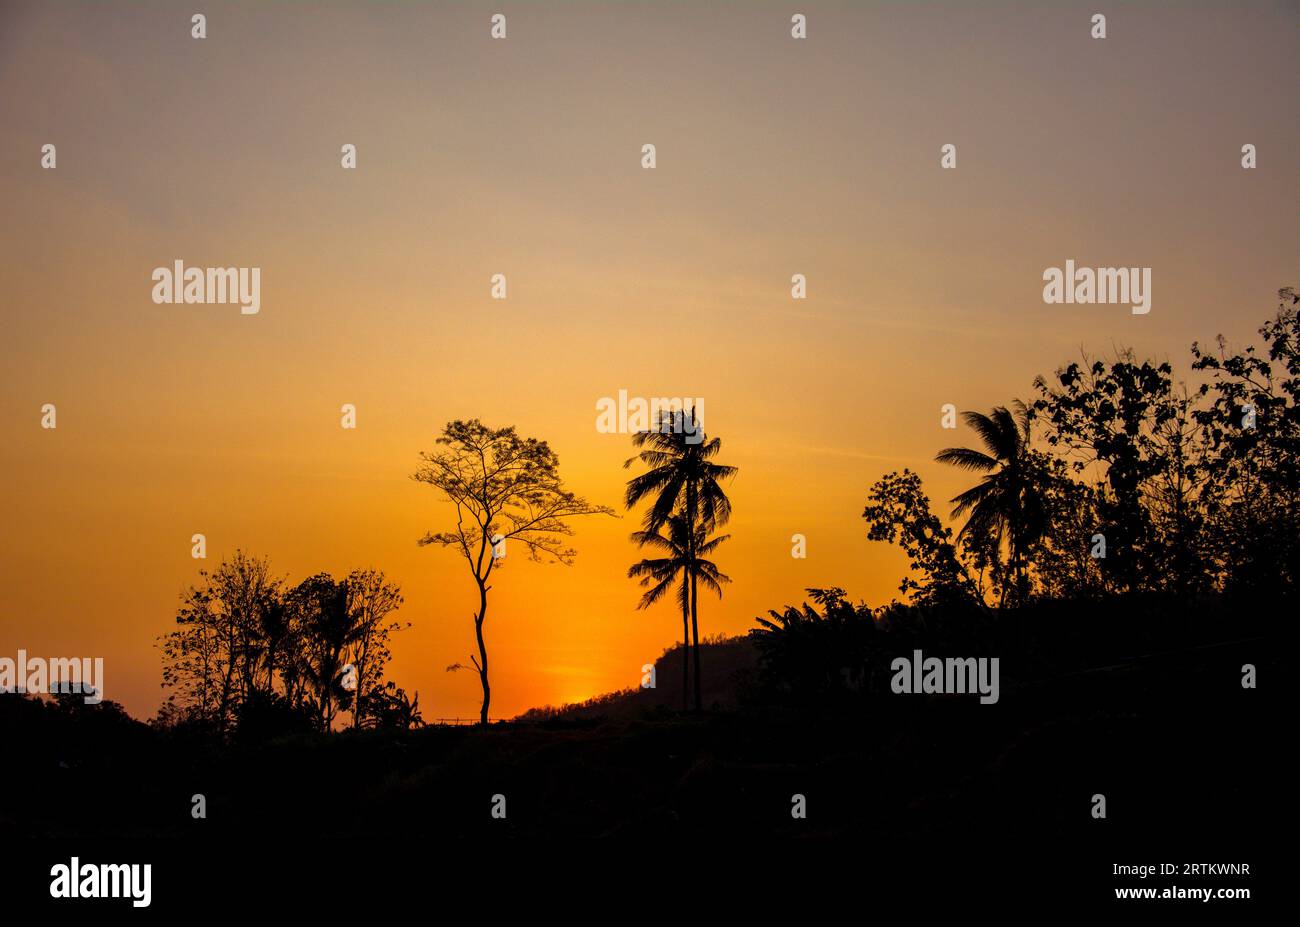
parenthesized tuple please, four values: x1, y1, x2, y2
(935, 401, 1047, 606)
(628, 514, 731, 711)
(625, 409, 737, 710)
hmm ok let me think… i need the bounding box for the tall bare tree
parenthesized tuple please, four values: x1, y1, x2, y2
(413, 420, 613, 725)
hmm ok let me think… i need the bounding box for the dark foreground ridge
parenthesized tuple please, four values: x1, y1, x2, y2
(1, 594, 1278, 912)
(3, 636, 1272, 840)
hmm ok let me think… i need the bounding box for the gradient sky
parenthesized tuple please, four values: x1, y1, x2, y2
(1, 0, 1296, 721)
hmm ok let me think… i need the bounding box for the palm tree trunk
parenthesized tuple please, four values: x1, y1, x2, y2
(681, 598, 690, 713)
(685, 478, 703, 712)
(690, 566, 701, 712)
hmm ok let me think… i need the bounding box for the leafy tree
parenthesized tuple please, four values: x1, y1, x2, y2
(357, 682, 424, 731)
(628, 514, 730, 711)
(625, 409, 737, 711)
(414, 420, 613, 725)
(1025, 456, 1110, 599)
(862, 470, 982, 607)
(158, 585, 222, 731)
(159, 555, 408, 737)
(288, 573, 358, 732)
(1191, 288, 1300, 593)
(344, 569, 406, 730)
(1032, 354, 1204, 594)
(158, 550, 283, 733)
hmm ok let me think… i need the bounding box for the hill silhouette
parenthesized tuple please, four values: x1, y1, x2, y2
(2, 592, 1274, 845)
(514, 636, 759, 724)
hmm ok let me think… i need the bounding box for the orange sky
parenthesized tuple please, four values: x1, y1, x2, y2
(1, 1, 1296, 720)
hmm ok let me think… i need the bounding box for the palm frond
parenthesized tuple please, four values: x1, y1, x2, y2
(935, 447, 998, 472)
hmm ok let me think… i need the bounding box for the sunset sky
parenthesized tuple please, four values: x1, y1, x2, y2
(1, 1, 1296, 721)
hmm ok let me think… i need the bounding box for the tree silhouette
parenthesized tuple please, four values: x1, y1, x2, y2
(1025, 455, 1110, 600)
(628, 514, 731, 711)
(863, 469, 983, 607)
(414, 420, 613, 725)
(750, 588, 876, 701)
(1191, 289, 1300, 593)
(289, 573, 359, 732)
(157, 550, 283, 734)
(357, 682, 424, 730)
(344, 569, 406, 730)
(159, 554, 406, 737)
(1033, 355, 1203, 594)
(624, 409, 737, 711)
(936, 402, 1046, 606)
